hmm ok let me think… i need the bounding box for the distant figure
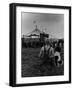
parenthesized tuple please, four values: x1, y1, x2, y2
(39, 39, 54, 67)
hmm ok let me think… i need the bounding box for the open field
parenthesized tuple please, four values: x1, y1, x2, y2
(21, 48, 64, 77)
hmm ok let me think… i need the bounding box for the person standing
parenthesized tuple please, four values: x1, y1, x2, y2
(39, 39, 54, 67)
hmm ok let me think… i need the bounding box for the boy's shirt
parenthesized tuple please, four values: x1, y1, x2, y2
(39, 45, 54, 59)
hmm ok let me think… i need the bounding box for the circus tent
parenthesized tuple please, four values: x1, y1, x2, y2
(27, 25, 42, 38)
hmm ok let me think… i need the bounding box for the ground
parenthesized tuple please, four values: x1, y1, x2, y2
(21, 48, 64, 77)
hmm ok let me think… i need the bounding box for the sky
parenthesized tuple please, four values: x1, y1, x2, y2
(21, 12, 64, 39)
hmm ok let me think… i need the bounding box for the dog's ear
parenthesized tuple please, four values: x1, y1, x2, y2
(55, 56, 59, 60)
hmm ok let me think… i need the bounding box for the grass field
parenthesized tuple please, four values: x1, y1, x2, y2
(21, 48, 64, 77)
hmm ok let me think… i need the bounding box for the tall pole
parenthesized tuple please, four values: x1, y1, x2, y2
(33, 20, 38, 30)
